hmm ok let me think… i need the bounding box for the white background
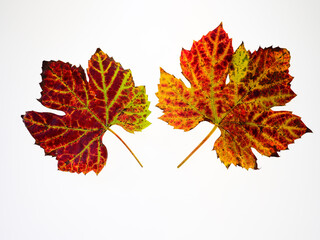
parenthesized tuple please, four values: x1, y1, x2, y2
(1, 0, 319, 239)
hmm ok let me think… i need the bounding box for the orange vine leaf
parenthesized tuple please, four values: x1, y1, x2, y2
(156, 23, 311, 169)
(22, 49, 151, 174)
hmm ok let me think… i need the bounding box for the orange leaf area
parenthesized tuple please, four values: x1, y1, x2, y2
(23, 49, 150, 174)
(157, 24, 311, 169)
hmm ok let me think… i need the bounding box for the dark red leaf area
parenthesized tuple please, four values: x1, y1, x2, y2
(23, 111, 106, 174)
(40, 61, 89, 113)
(24, 57, 108, 174)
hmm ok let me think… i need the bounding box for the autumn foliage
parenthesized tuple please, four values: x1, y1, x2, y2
(157, 24, 311, 169)
(22, 49, 150, 174)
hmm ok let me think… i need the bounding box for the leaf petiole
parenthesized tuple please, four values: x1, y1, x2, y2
(177, 125, 218, 168)
(107, 128, 143, 168)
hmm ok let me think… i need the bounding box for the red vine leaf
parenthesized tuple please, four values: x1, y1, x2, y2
(156, 23, 311, 169)
(22, 49, 151, 174)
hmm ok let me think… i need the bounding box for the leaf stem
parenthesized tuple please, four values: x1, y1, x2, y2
(108, 128, 143, 168)
(177, 125, 218, 168)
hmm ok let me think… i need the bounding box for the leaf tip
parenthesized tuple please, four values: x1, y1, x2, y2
(41, 60, 51, 73)
(94, 48, 109, 60)
(306, 127, 312, 133)
(270, 152, 280, 157)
